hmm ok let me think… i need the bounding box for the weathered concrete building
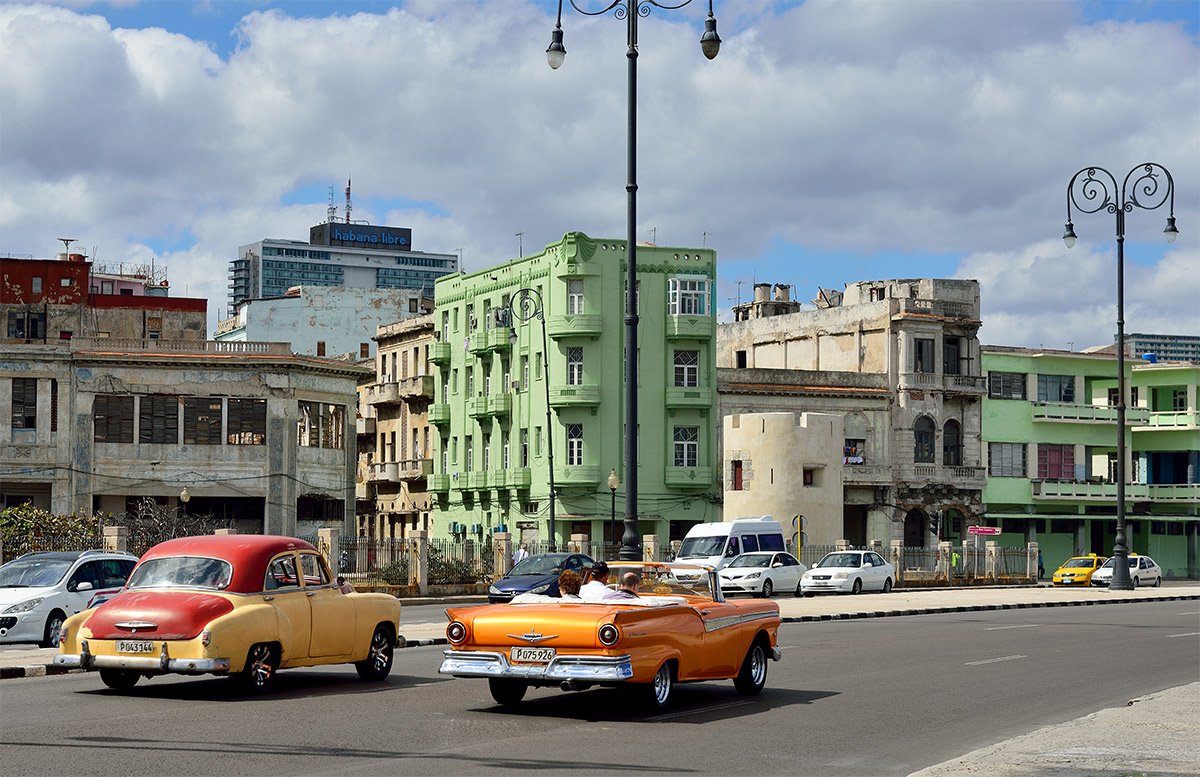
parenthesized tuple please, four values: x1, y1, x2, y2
(718, 279, 986, 547)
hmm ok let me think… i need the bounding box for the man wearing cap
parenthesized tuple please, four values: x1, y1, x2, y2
(579, 561, 611, 601)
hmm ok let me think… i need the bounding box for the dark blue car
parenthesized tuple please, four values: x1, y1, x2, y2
(487, 553, 594, 603)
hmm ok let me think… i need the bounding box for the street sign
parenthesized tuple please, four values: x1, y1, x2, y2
(968, 526, 1002, 536)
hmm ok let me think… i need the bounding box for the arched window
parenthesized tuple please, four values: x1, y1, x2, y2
(914, 416, 936, 463)
(943, 419, 962, 466)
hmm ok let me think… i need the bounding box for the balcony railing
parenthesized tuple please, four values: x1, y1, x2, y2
(1031, 402, 1149, 424)
(896, 464, 985, 486)
(355, 482, 369, 500)
(488, 470, 507, 490)
(664, 315, 715, 341)
(546, 314, 602, 339)
(898, 372, 941, 390)
(428, 403, 451, 425)
(466, 471, 488, 490)
(396, 375, 433, 401)
(467, 396, 489, 418)
(369, 463, 400, 483)
(487, 394, 512, 417)
(1033, 481, 1199, 502)
(506, 468, 532, 490)
(549, 384, 601, 408)
(664, 465, 714, 488)
(428, 341, 452, 365)
(664, 386, 710, 408)
(397, 458, 433, 481)
(71, 338, 293, 355)
(944, 374, 986, 394)
(428, 473, 451, 492)
(355, 416, 376, 436)
(554, 464, 601, 486)
(1136, 410, 1199, 429)
(895, 298, 977, 319)
(842, 464, 891, 483)
(365, 382, 401, 406)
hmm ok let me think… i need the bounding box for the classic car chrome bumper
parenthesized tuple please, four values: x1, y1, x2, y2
(53, 640, 231, 675)
(440, 650, 634, 682)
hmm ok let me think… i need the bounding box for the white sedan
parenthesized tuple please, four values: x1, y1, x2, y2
(800, 550, 895, 595)
(718, 552, 807, 597)
(1090, 554, 1162, 588)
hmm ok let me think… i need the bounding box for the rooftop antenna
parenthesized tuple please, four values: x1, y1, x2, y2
(515, 232, 524, 257)
(455, 247, 463, 266)
(702, 231, 710, 246)
(647, 226, 656, 244)
(57, 237, 77, 258)
(327, 185, 337, 224)
(344, 178, 352, 224)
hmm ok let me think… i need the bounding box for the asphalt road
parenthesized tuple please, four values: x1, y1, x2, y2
(1, 600, 1195, 777)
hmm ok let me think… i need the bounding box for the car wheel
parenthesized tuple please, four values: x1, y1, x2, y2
(1132, 576, 1139, 588)
(1154, 577, 1162, 588)
(355, 625, 394, 681)
(801, 590, 814, 597)
(882, 577, 893, 593)
(99, 669, 140, 690)
(760, 580, 774, 598)
(239, 643, 278, 693)
(488, 678, 528, 706)
(851, 578, 862, 595)
(733, 641, 768, 696)
(645, 662, 674, 709)
(40, 610, 66, 648)
(795, 581, 804, 597)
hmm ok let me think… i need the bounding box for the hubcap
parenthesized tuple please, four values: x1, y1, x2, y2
(750, 647, 766, 685)
(370, 632, 391, 671)
(250, 646, 273, 687)
(653, 666, 671, 704)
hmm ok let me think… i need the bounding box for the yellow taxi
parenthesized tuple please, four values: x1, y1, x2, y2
(1051, 553, 1107, 586)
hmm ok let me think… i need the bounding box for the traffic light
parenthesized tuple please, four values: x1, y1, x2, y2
(929, 513, 940, 537)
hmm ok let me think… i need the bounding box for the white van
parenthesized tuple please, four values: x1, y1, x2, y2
(675, 516, 787, 570)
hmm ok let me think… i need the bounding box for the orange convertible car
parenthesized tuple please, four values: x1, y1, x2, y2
(439, 562, 781, 708)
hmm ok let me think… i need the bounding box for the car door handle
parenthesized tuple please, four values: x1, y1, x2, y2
(263, 595, 275, 601)
(307, 591, 316, 597)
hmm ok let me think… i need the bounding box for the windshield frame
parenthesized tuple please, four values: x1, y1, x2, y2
(0, 556, 74, 588)
(126, 555, 233, 591)
(816, 552, 864, 569)
(726, 553, 773, 569)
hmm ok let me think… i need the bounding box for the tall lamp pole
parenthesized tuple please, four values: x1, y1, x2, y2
(509, 288, 557, 551)
(1063, 162, 1178, 591)
(547, 0, 720, 561)
(607, 468, 620, 552)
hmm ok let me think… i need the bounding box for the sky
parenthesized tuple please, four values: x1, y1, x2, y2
(1, 0, 1197, 349)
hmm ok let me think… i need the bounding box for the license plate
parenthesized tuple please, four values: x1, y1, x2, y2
(510, 647, 554, 663)
(117, 640, 154, 654)
(1061, 579, 1074, 584)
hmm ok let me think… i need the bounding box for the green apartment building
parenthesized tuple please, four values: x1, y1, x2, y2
(982, 347, 1199, 578)
(428, 232, 719, 548)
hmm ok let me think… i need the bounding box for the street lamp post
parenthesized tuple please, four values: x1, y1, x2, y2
(607, 468, 620, 552)
(509, 288, 557, 552)
(1063, 162, 1178, 591)
(547, 0, 720, 561)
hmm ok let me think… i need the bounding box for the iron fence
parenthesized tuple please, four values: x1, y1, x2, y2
(798, 545, 840, 568)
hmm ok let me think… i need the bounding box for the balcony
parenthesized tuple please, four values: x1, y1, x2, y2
(489, 470, 507, 490)
(549, 384, 601, 408)
(664, 465, 715, 489)
(897, 464, 985, 488)
(396, 375, 434, 401)
(664, 315, 715, 341)
(487, 394, 512, 417)
(665, 386, 711, 409)
(451, 472, 469, 491)
(897, 372, 941, 391)
(398, 458, 433, 481)
(356, 416, 376, 436)
(943, 374, 986, 395)
(842, 463, 891, 484)
(546, 314, 602, 339)
(1148, 484, 1200, 501)
(506, 468, 532, 490)
(1136, 410, 1200, 430)
(428, 473, 451, 492)
(469, 328, 511, 354)
(468, 396, 489, 418)
(466, 471, 489, 490)
(369, 462, 400, 483)
(428, 403, 451, 425)
(429, 341, 452, 365)
(1031, 402, 1149, 425)
(553, 464, 601, 486)
(894, 298, 978, 320)
(355, 483, 369, 500)
(364, 382, 401, 406)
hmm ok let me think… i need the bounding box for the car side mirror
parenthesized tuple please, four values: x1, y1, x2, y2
(771, 562, 783, 568)
(75, 581, 94, 591)
(863, 562, 873, 568)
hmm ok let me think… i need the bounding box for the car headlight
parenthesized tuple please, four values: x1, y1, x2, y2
(833, 572, 849, 580)
(489, 585, 501, 594)
(529, 584, 550, 594)
(744, 572, 761, 579)
(3, 597, 45, 614)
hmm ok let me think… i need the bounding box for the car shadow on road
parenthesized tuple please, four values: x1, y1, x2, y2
(475, 685, 838, 723)
(73, 671, 452, 701)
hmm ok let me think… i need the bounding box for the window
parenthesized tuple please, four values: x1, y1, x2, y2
(482, 434, 491, 470)
(139, 395, 179, 444)
(535, 426, 543, 457)
(451, 369, 459, 395)
(567, 279, 584, 315)
(731, 460, 743, 490)
(502, 434, 510, 469)
(300, 553, 329, 586)
(844, 439, 866, 464)
(11, 378, 36, 429)
(466, 435, 474, 471)
(146, 316, 162, 340)
(442, 312, 449, 341)
(521, 356, 529, 391)
(7, 311, 46, 340)
(360, 343, 370, 359)
(943, 338, 961, 375)
(467, 368, 474, 396)
(227, 399, 266, 445)
(1172, 389, 1187, 411)
(913, 416, 936, 463)
(803, 468, 818, 486)
(668, 276, 708, 315)
(50, 379, 57, 432)
(567, 347, 583, 385)
(1037, 374, 1075, 403)
(442, 374, 450, 402)
(1107, 388, 1119, 407)
(674, 350, 699, 387)
(94, 395, 134, 443)
(942, 419, 962, 466)
(914, 338, 936, 373)
(988, 372, 1027, 400)
(1037, 443, 1075, 480)
(567, 424, 583, 465)
(184, 397, 223, 445)
(296, 401, 344, 449)
(673, 426, 698, 467)
(535, 352, 542, 380)
(31, 277, 42, 294)
(441, 438, 449, 471)
(736, 350, 747, 368)
(316, 341, 326, 357)
(520, 429, 529, 467)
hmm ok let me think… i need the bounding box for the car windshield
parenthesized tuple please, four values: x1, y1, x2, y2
(726, 554, 771, 569)
(1062, 558, 1097, 568)
(676, 536, 726, 559)
(127, 556, 233, 590)
(816, 553, 863, 568)
(0, 556, 73, 587)
(509, 556, 564, 576)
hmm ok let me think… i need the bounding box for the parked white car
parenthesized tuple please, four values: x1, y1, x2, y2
(718, 552, 807, 598)
(800, 550, 895, 595)
(1090, 554, 1162, 588)
(0, 550, 137, 646)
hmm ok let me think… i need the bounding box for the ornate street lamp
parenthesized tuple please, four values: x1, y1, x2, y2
(547, 0, 720, 561)
(607, 468, 620, 553)
(509, 288, 557, 551)
(1063, 162, 1178, 591)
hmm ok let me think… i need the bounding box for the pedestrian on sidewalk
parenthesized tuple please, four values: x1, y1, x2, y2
(512, 544, 529, 565)
(1037, 550, 1045, 580)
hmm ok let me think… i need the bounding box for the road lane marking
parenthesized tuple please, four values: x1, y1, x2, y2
(1174, 611, 1200, 616)
(964, 654, 1027, 666)
(985, 624, 1040, 631)
(1165, 632, 1200, 639)
(647, 700, 754, 721)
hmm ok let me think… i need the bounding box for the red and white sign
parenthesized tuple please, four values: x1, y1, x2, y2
(968, 526, 1002, 536)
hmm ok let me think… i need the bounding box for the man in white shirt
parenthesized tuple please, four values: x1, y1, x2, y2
(579, 561, 611, 601)
(512, 544, 529, 565)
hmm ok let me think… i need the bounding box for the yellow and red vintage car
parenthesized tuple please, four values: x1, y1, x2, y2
(54, 535, 401, 692)
(439, 561, 781, 708)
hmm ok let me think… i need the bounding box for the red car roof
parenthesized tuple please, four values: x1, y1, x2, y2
(137, 535, 319, 594)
